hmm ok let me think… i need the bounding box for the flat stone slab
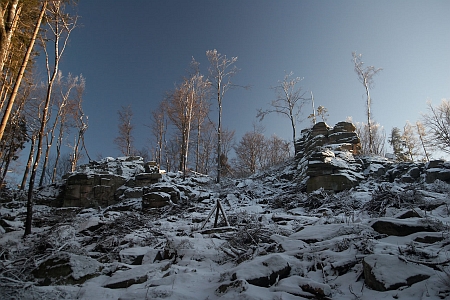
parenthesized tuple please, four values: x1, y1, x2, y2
(289, 224, 357, 243)
(103, 262, 170, 289)
(371, 217, 437, 236)
(363, 254, 434, 291)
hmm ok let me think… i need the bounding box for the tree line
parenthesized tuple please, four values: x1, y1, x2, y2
(114, 54, 294, 180)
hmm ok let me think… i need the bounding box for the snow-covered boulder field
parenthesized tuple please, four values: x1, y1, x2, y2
(1, 155, 450, 299)
(2, 121, 450, 299)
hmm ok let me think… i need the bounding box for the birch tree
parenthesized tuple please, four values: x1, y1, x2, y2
(402, 121, 420, 162)
(114, 105, 135, 156)
(352, 52, 382, 154)
(206, 49, 239, 183)
(166, 59, 210, 178)
(257, 71, 308, 153)
(25, 0, 77, 236)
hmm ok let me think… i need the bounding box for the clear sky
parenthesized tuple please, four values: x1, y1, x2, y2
(54, 0, 450, 159)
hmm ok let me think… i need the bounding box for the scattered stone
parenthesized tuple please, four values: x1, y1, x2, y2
(273, 276, 332, 299)
(216, 279, 249, 294)
(33, 252, 101, 286)
(228, 254, 291, 287)
(103, 262, 170, 289)
(371, 218, 437, 236)
(363, 254, 434, 291)
(119, 246, 152, 265)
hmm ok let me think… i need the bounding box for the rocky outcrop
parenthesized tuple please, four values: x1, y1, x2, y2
(142, 183, 181, 209)
(58, 157, 162, 208)
(295, 122, 363, 192)
(62, 173, 126, 207)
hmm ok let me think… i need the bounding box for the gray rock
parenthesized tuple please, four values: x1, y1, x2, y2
(371, 218, 437, 236)
(363, 254, 434, 291)
(33, 252, 101, 286)
(227, 254, 291, 287)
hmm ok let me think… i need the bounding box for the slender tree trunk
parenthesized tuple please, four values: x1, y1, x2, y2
(196, 122, 201, 173)
(21, 133, 36, 190)
(25, 1, 67, 236)
(217, 84, 222, 183)
(364, 80, 373, 154)
(52, 121, 65, 182)
(0, 0, 21, 73)
(416, 122, 430, 162)
(0, 1, 46, 142)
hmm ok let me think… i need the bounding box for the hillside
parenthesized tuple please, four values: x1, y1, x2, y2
(1, 123, 450, 299)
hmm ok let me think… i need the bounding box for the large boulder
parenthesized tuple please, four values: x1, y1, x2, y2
(225, 254, 291, 287)
(363, 254, 434, 291)
(142, 183, 180, 209)
(371, 218, 437, 236)
(33, 252, 101, 286)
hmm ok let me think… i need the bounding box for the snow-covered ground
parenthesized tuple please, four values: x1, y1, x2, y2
(1, 159, 450, 299)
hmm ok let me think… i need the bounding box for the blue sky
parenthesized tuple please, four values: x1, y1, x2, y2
(55, 0, 450, 159)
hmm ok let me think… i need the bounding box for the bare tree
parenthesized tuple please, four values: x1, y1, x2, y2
(206, 49, 240, 183)
(263, 135, 291, 168)
(166, 59, 210, 178)
(257, 71, 308, 153)
(68, 76, 88, 172)
(422, 99, 450, 154)
(114, 105, 135, 156)
(402, 121, 420, 162)
(352, 52, 382, 154)
(195, 120, 215, 175)
(234, 125, 266, 176)
(356, 121, 385, 156)
(150, 100, 167, 167)
(415, 121, 431, 162)
(0, 0, 20, 74)
(39, 72, 81, 186)
(25, 0, 77, 236)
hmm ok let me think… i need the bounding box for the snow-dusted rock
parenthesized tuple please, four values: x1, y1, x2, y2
(119, 246, 152, 265)
(103, 261, 171, 289)
(272, 276, 332, 298)
(226, 254, 291, 287)
(363, 254, 434, 291)
(33, 252, 101, 286)
(371, 217, 437, 236)
(289, 223, 357, 243)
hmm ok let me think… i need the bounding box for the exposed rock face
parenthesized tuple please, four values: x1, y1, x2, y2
(63, 173, 126, 207)
(142, 183, 181, 209)
(295, 122, 362, 192)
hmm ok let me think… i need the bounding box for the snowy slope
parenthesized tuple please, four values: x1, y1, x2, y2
(1, 158, 450, 299)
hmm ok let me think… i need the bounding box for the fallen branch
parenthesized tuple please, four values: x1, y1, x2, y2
(398, 255, 450, 268)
